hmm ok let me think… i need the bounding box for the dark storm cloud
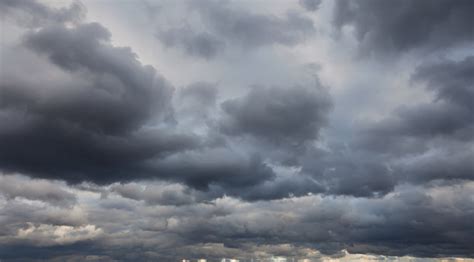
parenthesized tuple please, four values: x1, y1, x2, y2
(297, 57, 474, 198)
(351, 57, 474, 188)
(333, 0, 474, 55)
(413, 56, 474, 111)
(397, 146, 474, 183)
(212, 174, 325, 201)
(220, 85, 331, 146)
(0, 2, 282, 191)
(358, 56, 474, 149)
(0, 21, 202, 184)
(151, 149, 275, 190)
(22, 23, 174, 135)
(95, 183, 474, 259)
(157, 27, 225, 59)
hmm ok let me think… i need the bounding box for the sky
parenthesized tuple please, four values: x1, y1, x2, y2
(0, 0, 473, 261)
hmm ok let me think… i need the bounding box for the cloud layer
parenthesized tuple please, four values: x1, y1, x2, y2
(0, 0, 473, 261)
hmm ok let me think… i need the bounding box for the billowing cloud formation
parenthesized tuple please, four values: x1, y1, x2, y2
(1, 0, 474, 260)
(1, 174, 473, 261)
(333, 0, 474, 54)
(0, 21, 198, 184)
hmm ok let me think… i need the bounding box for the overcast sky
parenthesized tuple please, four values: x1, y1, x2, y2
(0, 0, 473, 261)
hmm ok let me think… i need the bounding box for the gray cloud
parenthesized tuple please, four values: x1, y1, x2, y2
(333, 0, 474, 55)
(111, 182, 201, 206)
(299, 0, 322, 12)
(156, 0, 316, 58)
(227, 175, 322, 201)
(2, 0, 474, 260)
(0, 0, 85, 27)
(0, 21, 201, 184)
(157, 27, 225, 59)
(178, 81, 218, 106)
(196, 0, 315, 48)
(220, 85, 331, 147)
(358, 57, 474, 149)
(299, 57, 474, 197)
(0, 175, 76, 207)
(22, 23, 173, 134)
(346, 57, 474, 191)
(151, 148, 275, 190)
(300, 146, 396, 197)
(396, 145, 474, 183)
(2, 179, 473, 261)
(413, 56, 474, 111)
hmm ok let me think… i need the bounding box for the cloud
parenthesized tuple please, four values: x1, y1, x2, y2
(413, 56, 474, 111)
(155, 0, 316, 58)
(333, 0, 474, 55)
(396, 146, 474, 183)
(195, 0, 315, 48)
(15, 223, 102, 247)
(0, 175, 76, 207)
(1, 0, 474, 260)
(299, 0, 322, 12)
(356, 57, 474, 150)
(220, 84, 331, 147)
(0, 0, 85, 27)
(157, 27, 225, 59)
(22, 22, 174, 134)
(150, 148, 275, 190)
(2, 179, 474, 260)
(345, 57, 474, 190)
(111, 182, 202, 206)
(0, 20, 200, 184)
(297, 143, 396, 198)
